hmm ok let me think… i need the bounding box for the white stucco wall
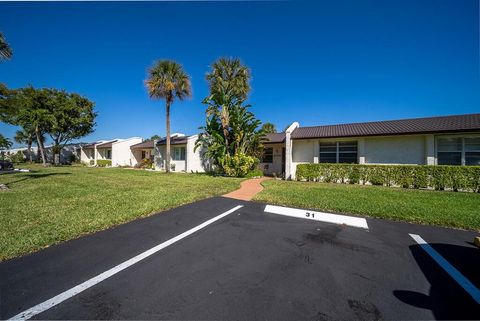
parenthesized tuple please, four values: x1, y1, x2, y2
(154, 144, 186, 172)
(258, 143, 284, 176)
(288, 134, 432, 179)
(364, 135, 425, 165)
(186, 135, 207, 172)
(112, 137, 142, 167)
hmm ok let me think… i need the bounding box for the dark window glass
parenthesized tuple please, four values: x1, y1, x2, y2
(106, 150, 112, 160)
(173, 147, 186, 161)
(262, 148, 273, 163)
(319, 152, 337, 163)
(437, 138, 462, 165)
(438, 152, 461, 165)
(466, 152, 480, 166)
(141, 151, 146, 159)
(319, 142, 336, 153)
(339, 153, 358, 163)
(339, 141, 358, 152)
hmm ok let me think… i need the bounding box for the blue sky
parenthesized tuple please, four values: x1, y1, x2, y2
(0, 0, 479, 147)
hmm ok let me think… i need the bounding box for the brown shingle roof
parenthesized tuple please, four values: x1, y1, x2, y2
(130, 140, 155, 150)
(291, 113, 480, 139)
(96, 140, 117, 148)
(156, 136, 188, 146)
(263, 133, 286, 144)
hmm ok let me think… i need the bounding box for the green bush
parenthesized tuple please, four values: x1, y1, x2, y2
(8, 151, 25, 164)
(245, 168, 264, 178)
(220, 153, 256, 177)
(296, 163, 480, 192)
(97, 160, 112, 167)
(138, 158, 153, 169)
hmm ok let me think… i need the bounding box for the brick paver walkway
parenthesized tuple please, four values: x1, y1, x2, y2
(223, 177, 272, 201)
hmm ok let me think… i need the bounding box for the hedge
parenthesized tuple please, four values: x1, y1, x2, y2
(96, 160, 112, 167)
(296, 163, 480, 192)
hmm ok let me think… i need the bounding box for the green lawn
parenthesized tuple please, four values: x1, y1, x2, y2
(0, 165, 241, 261)
(255, 180, 480, 231)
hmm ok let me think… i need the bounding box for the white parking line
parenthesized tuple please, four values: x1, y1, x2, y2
(8, 205, 244, 321)
(409, 234, 480, 304)
(264, 205, 369, 229)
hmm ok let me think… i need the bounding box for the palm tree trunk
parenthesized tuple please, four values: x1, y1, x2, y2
(165, 101, 171, 173)
(27, 140, 33, 163)
(35, 126, 47, 166)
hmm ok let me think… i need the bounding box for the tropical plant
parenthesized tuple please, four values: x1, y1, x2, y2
(261, 122, 277, 134)
(0, 32, 13, 61)
(14, 127, 36, 162)
(196, 58, 264, 176)
(150, 134, 161, 141)
(145, 60, 191, 173)
(0, 133, 12, 150)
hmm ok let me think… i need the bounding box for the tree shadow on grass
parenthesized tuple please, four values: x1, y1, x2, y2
(393, 243, 480, 319)
(3, 172, 72, 187)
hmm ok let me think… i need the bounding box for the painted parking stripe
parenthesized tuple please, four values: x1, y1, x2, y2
(409, 234, 480, 304)
(264, 205, 369, 229)
(8, 205, 244, 321)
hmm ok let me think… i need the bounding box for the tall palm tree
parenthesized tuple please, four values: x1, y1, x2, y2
(145, 60, 191, 173)
(0, 133, 12, 150)
(14, 128, 36, 162)
(0, 32, 13, 61)
(205, 58, 250, 152)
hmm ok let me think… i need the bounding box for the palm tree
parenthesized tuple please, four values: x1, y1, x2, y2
(0, 133, 12, 150)
(261, 122, 277, 134)
(0, 32, 13, 61)
(205, 58, 250, 152)
(145, 60, 191, 173)
(14, 128, 36, 162)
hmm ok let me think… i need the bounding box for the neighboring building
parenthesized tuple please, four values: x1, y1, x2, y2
(261, 113, 480, 179)
(130, 140, 155, 166)
(79, 137, 142, 166)
(1, 143, 85, 164)
(153, 134, 208, 172)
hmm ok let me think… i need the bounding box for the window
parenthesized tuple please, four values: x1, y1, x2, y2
(172, 147, 186, 161)
(262, 147, 273, 163)
(465, 137, 480, 166)
(437, 136, 480, 166)
(319, 141, 358, 164)
(106, 149, 112, 160)
(141, 150, 146, 159)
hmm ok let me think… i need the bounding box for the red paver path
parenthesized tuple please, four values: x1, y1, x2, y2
(223, 177, 272, 201)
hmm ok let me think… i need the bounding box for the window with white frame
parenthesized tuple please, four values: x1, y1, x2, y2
(172, 147, 186, 161)
(437, 137, 480, 166)
(319, 141, 358, 163)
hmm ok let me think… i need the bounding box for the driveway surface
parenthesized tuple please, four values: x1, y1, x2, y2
(1, 197, 479, 320)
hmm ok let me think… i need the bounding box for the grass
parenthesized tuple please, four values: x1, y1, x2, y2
(255, 180, 480, 231)
(0, 165, 241, 261)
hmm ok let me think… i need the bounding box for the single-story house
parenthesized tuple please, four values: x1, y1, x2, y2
(80, 137, 142, 166)
(129, 140, 155, 166)
(260, 113, 480, 179)
(153, 134, 208, 172)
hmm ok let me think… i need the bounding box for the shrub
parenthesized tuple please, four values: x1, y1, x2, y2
(245, 168, 264, 178)
(8, 151, 25, 164)
(296, 163, 480, 192)
(97, 160, 112, 167)
(138, 158, 153, 169)
(220, 153, 256, 177)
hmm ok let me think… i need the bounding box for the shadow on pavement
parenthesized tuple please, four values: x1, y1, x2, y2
(394, 243, 480, 319)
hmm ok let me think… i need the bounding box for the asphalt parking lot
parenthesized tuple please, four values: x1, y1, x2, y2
(1, 197, 479, 320)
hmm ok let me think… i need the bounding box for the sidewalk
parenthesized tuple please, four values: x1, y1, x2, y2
(223, 177, 271, 201)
